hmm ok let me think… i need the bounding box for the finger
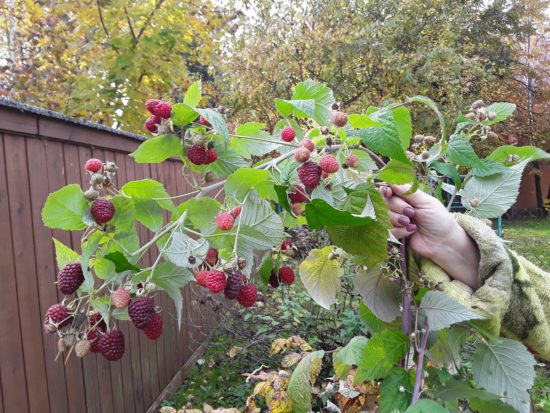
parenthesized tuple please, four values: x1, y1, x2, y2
(379, 186, 393, 199)
(390, 184, 434, 208)
(386, 194, 414, 215)
(391, 227, 415, 239)
(389, 211, 410, 228)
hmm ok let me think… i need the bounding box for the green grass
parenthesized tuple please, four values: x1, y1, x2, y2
(502, 218, 550, 271)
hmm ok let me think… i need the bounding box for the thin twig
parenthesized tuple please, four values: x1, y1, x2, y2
(412, 322, 430, 403)
(124, 6, 137, 41)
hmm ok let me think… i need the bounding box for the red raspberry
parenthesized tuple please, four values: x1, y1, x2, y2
(294, 147, 311, 163)
(128, 296, 155, 329)
(224, 271, 244, 299)
(298, 161, 322, 189)
(187, 145, 208, 165)
(57, 262, 84, 295)
(143, 313, 163, 340)
(43, 304, 71, 329)
(205, 149, 218, 164)
(86, 329, 101, 353)
(91, 199, 115, 224)
(345, 154, 360, 168)
(199, 115, 211, 127)
(112, 288, 131, 309)
(145, 99, 161, 113)
(88, 313, 107, 332)
(206, 270, 227, 293)
(237, 283, 257, 307)
(269, 270, 280, 288)
(216, 212, 234, 231)
(288, 185, 309, 203)
(300, 139, 315, 152)
(231, 206, 242, 219)
(280, 239, 293, 251)
(84, 158, 103, 173)
(321, 171, 329, 179)
(331, 111, 348, 127)
(196, 270, 209, 287)
(279, 266, 295, 285)
(319, 155, 339, 173)
(152, 101, 172, 119)
(280, 126, 296, 142)
(204, 248, 218, 267)
(144, 115, 159, 133)
(291, 203, 302, 215)
(99, 330, 125, 361)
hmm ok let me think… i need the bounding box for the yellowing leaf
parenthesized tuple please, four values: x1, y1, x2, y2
(299, 247, 341, 309)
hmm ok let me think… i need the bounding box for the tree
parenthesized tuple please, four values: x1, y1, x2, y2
(0, 0, 225, 131)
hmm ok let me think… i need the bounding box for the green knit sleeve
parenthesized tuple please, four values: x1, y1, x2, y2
(409, 214, 550, 360)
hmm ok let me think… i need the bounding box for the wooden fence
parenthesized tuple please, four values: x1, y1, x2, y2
(0, 99, 214, 413)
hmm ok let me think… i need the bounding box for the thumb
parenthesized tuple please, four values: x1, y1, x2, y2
(390, 184, 434, 208)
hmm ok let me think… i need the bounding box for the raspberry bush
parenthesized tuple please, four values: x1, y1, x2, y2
(40, 79, 550, 412)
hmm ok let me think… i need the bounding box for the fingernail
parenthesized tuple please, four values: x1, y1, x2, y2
(381, 187, 388, 196)
(403, 207, 415, 218)
(406, 223, 417, 232)
(397, 216, 410, 226)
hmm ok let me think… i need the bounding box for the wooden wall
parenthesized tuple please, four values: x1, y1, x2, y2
(0, 102, 213, 413)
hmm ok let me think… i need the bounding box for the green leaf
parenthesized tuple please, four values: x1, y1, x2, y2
(355, 329, 408, 382)
(224, 168, 271, 202)
(274, 184, 292, 214)
(103, 251, 140, 272)
(129, 134, 183, 163)
(469, 398, 517, 413)
(298, 246, 341, 309)
(471, 159, 507, 177)
(378, 159, 416, 185)
(433, 377, 501, 403)
(446, 135, 483, 167)
(379, 368, 414, 413)
(112, 308, 130, 321)
(358, 303, 399, 334)
(176, 197, 221, 233)
(305, 199, 376, 229)
(42, 184, 88, 230)
(483, 102, 516, 126)
(461, 159, 529, 218)
(428, 328, 468, 373)
(258, 251, 273, 287)
(231, 122, 280, 157)
(487, 145, 550, 163)
(408, 96, 446, 143)
(405, 400, 450, 413)
(419, 291, 484, 331)
(369, 106, 412, 150)
(53, 238, 80, 270)
(110, 195, 139, 252)
(171, 103, 197, 126)
(353, 266, 401, 322)
(333, 336, 369, 378)
(197, 108, 229, 141)
(80, 231, 103, 292)
(358, 126, 409, 163)
(162, 231, 209, 267)
(472, 337, 535, 413)
(430, 162, 462, 190)
(287, 350, 324, 413)
(93, 257, 117, 281)
(184, 80, 202, 107)
(348, 114, 382, 129)
(275, 80, 334, 125)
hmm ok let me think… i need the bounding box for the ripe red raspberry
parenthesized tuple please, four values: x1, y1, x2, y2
(187, 145, 208, 165)
(43, 304, 71, 329)
(88, 313, 107, 332)
(112, 288, 131, 309)
(288, 185, 309, 203)
(57, 262, 84, 295)
(298, 161, 322, 189)
(86, 329, 101, 353)
(99, 330, 125, 361)
(84, 158, 103, 173)
(280, 126, 296, 142)
(321, 171, 329, 180)
(320, 155, 339, 173)
(280, 239, 293, 251)
(204, 248, 218, 267)
(279, 266, 295, 285)
(237, 283, 257, 307)
(199, 115, 211, 127)
(206, 270, 227, 293)
(294, 147, 311, 163)
(300, 139, 315, 152)
(231, 206, 242, 219)
(269, 270, 280, 288)
(128, 296, 155, 329)
(91, 199, 115, 224)
(196, 270, 209, 287)
(224, 271, 244, 299)
(345, 154, 360, 168)
(152, 101, 172, 119)
(331, 111, 348, 127)
(205, 149, 218, 164)
(216, 212, 234, 231)
(145, 99, 161, 113)
(143, 313, 163, 340)
(144, 115, 159, 133)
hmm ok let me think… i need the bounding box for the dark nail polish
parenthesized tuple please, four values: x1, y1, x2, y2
(406, 223, 417, 232)
(403, 207, 415, 218)
(398, 216, 410, 226)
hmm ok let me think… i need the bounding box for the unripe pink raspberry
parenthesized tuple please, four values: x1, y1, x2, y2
(345, 154, 360, 168)
(112, 288, 131, 309)
(199, 115, 211, 127)
(152, 101, 172, 119)
(231, 206, 242, 219)
(300, 139, 315, 152)
(280, 126, 296, 142)
(331, 111, 348, 127)
(85, 159, 103, 173)
(294, 147, 311, 163)
(291, 203, 302, 215)
(216, 212, 234, 231)
(319, 155, 339, 173)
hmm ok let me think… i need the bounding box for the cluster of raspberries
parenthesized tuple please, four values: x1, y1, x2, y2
(186, 144, 218, 165)
(143, 99, 172, 133)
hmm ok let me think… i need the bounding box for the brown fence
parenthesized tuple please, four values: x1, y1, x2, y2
(0, 99, 214, 413)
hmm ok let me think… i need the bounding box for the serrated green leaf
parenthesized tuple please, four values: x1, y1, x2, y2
(487, 145, 550, 163)
(305, 199, 376, 229)
(258, 251, 273, 287)
(446, 135, 483, 167)
(231, 122, 280, 157)
(225, 168, 271, 202)
(197, 108, 229, 141)
(121, 179, 175, 212)
(275, 80, 334, 125)
(419, 291, 484, 330)
(42, 184, 88, 230)
(200, 143, 248, 178)
(93, 257, 117, 281)
(171, 103, 197, 126)
(430, 162, 462, 191)
(358, 303, 400, 334)
(358, 126, 409, 163)
(482, 102, 516, 126)
(287, 350, 324, 413)
(129, 134, 183, 163)
(274, 184, 292, 214)
(162, 232, 209, 268)
(184, 80, 202, 107)
(433, 377, 501, 403)
(471, 159, 507, 177)
(103, 251, 140, 272)
(378, 159, 416, 185)
(379, 368, 415, 413)
(428, 328, 468, 373)
(333, 336, 369, 378)
(112, 308, 130, 321)
(53, 238, 80, 270)
(176, 197, 221, 233)
(405, 400, 450, 412)
(469, 398, 517, 413)
(298, 246, 341, 309)
(348, 113, 383, 129)
(355, 329, 408, 382)
(354, 266, 401, 322)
